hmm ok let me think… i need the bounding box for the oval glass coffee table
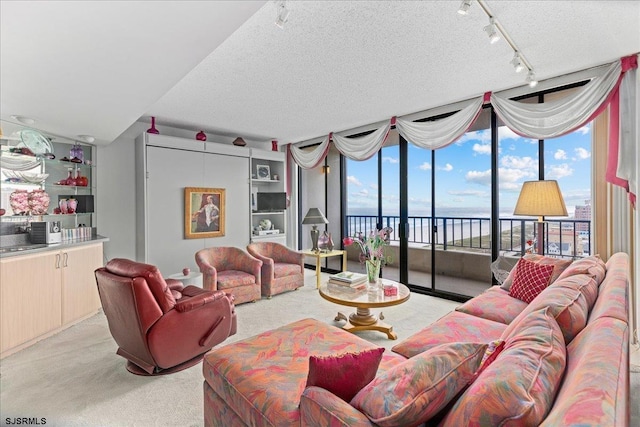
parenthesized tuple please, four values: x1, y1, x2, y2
(318, 279, 410, 340)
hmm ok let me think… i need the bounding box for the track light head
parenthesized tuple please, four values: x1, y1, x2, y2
(526, 70, 538, 87)
(275, 1, 290, 28)
(510, 52, 525, 73)
(458, 0, 472, 15)
(483, 17, 500, 44)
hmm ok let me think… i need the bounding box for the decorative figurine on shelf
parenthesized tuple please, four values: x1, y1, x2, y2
(70, 143, 84, 163)
(147, 116, 160, 134)
(232, 137, 246, 147)
(196, 131, 207, 141)
(271, 140, 278, 151)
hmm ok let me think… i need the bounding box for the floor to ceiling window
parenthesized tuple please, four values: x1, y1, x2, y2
(338, 84, 595, 301)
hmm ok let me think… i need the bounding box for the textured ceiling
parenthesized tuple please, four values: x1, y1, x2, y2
(1, 1, 639, 146)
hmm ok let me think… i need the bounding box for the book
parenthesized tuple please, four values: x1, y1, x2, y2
(328, 279, 367, 290)
(328, 271, 367, 286)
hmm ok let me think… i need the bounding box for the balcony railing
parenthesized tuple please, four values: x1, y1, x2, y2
(345, 215, 591, 258)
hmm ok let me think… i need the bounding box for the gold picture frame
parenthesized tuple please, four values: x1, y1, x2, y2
(185, 187, 225, 239)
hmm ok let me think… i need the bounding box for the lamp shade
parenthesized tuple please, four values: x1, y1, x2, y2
(302, 208, 329, 225)
(513, 180, 568, 218)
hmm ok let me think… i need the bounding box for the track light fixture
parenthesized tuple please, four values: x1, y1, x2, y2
(275, 1, 290, 29)
(510, 52, 525, 73)
(483, 17, 500, 44)
(459, 0, 539, 89)
(526, 70, 538, 88)
(458, 0, 472, 15)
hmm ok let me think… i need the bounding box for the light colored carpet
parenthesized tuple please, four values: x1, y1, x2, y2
(0, 269, 638, 426)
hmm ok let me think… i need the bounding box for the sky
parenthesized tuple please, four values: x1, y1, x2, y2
(346, 124, 591, 218)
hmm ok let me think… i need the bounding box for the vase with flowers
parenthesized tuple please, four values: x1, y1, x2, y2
(343, 227, 393, 289)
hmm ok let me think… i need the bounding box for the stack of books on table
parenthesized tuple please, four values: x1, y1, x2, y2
(328, 271, 367, 289)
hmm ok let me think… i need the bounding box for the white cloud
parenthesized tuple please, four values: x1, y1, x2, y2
(419, 162, 431, 170)
(546, 163, 574, 179)
(382, 156, 398, 164)
(501, 155, 537, 170)
(554, 149, 567, 160)
(574, 147, 591, 160)
(458, 129, 490, 144)
(347, 175, 362, 186)
(576, 124, 590, 135)
(472, 143, 492, 155)
(448, 189, 487, 197)
(498, 126, 521, 141)
(437, 163, 453, 171)
(369, 184, 378, 190)
(465, 170, 492, 186)
(356, 188, 370, 197)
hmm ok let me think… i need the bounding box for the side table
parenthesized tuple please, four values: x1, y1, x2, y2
(301, 249, 347, 289)
(167, 271, 203, 288)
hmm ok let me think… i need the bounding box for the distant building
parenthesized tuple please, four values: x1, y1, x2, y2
(574, 200, 591, 232)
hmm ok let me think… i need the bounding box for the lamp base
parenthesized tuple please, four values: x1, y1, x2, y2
(310, 226, 319, 252)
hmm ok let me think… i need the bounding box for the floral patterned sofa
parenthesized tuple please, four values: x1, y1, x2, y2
(202, 252, 630, 426)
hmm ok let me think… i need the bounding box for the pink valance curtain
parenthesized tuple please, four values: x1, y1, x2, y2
(287, 55, 638, 204)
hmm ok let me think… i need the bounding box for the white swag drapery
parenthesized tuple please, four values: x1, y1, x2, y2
(288, 55, 637, 203)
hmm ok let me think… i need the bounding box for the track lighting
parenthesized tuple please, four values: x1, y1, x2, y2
(526, 70, 538, 88)
(458, 0, 472, 15)
(510, 52, 525, 73)
(483, 17, 500, 44)
(275, 1, 290, 29)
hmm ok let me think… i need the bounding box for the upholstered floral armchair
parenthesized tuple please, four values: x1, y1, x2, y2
(247, 242, 305, 298)
(195, 247, 262, 305)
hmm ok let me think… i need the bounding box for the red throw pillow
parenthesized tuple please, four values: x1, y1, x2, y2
(468, 339, 505, 385)
(509, 258, 554, 303)
(305, 347, 384, 402)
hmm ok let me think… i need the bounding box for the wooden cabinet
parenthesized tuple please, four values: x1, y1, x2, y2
(0, 242, 103, 358)
(0, 251, 62, 354)
(61, 243, 103, 324)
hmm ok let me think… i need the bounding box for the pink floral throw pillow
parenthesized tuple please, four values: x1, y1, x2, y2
(509, 257, 554, 303)
(305, 347, 384, 402)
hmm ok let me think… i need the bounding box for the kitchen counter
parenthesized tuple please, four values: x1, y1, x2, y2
(0, 235, 109, 258)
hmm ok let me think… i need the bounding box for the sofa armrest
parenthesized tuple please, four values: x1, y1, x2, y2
(300, 386, 374, 427)
(166, 279, 184, 291)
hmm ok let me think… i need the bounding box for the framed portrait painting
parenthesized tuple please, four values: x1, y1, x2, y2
(185, 187, 225, 239)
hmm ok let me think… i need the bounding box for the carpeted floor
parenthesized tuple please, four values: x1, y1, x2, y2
(1, 269, 638, 426)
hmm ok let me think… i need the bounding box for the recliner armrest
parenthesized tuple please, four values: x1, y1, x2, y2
(166, 279, 184, 291)
(175, 288, 229, 312)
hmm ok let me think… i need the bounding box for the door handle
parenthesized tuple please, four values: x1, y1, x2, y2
(63, 252, 68, 268)
(55, 253, 61, 269)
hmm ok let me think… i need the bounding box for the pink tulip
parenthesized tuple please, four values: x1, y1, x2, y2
(343, 237, 354, 246)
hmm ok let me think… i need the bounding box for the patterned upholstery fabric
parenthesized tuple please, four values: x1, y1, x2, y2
(502, 273, 598, 344)
(301, 387, 375, 427)
(247, 242, 304, 298)
(202, 318, 405, 427)
(441, 308, 567, 427)
(539, 317, 629, 427)
(351, 342, 487, 427)
(509, 257, 555, 303)
(556, 254, 606, 284)
(391, 310, 506, 359)
(455, 286, 528, 324)
(589, 253, 629, 323)
(501, 254, 572, 291)
(195, 247, 262, 305)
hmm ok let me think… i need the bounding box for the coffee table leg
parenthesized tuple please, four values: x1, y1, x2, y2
(335, 312, 348, 322)
(333, 307, 398, 340)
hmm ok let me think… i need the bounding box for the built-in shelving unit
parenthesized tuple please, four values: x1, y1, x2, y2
(250, 150, 287, 245)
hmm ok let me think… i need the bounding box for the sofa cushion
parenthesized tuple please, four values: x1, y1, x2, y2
(440, 307, 566, 427)
(509, 257, 555, 303)
(539, 317, 629, 427)
(306, 347, 384, 402)
(501, 254, 572, 291)
(351, 342, 487, 427)
(502, 273, 598, 344)
(392, 310, 507, 358)
(455, 286, 528, 325)
(556, 254, 606, 284)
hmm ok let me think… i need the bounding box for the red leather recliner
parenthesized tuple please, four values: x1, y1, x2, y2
(95, 258, 236, 376)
